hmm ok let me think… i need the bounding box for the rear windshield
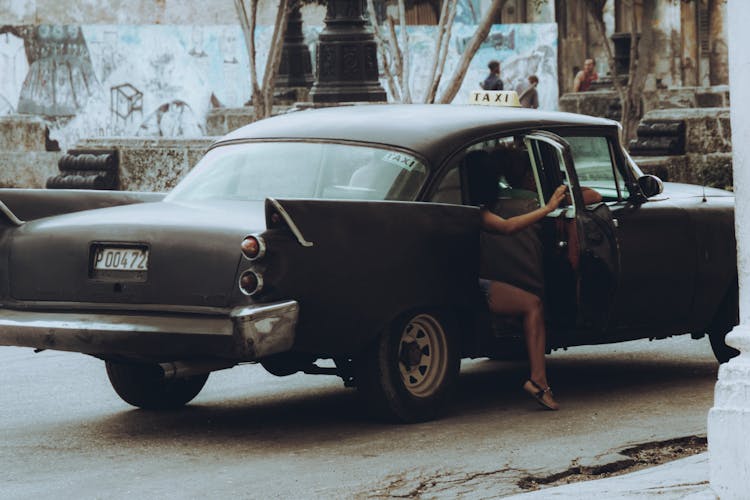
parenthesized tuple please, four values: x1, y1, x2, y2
(166, 141, 429, 202)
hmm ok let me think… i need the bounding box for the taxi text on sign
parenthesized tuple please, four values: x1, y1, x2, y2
(469, 90, 521, 107)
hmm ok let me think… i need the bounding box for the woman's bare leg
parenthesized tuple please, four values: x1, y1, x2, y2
(486, 281, 549, 389)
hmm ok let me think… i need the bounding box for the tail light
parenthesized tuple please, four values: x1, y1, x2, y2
(241, 235, 266, 260)
(239, 270, 264, 296)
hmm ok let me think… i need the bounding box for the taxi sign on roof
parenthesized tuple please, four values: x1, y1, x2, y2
(469, 90, 521, 107)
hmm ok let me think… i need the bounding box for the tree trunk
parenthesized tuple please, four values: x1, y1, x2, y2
(235, 0, 291, 120)
(624, 0, 656, 143)
(397, 0, 412, 103)
(386, 16, 405, 100)
(423, 0, 451, 103)
(234, 0, 261, 110)
(437, 0, 503, 104)
(260, 0, 290, 118)
(367, 0, 400, 101)
(424, 0, 458, 103)
(587, 4, 626, 112)
(586, 0, 656, 144)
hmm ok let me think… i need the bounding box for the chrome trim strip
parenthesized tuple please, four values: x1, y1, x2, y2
(0, 201, 24, 226)
(0, 309, 233, 336)
(0, 299, 231, 316)
(267, 198, 314, 247)
(0, 309, 234, 358)
(0, 300, 299, 361)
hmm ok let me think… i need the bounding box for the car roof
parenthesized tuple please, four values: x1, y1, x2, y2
(215, 104, 619, 167)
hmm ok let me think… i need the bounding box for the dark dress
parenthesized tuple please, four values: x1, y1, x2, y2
(479, 197, 545, 299)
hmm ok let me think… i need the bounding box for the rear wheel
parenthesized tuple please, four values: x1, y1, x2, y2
(356, 312, 459, 423)
(105, 361, 209, 409)
(708, 282, 740, 364)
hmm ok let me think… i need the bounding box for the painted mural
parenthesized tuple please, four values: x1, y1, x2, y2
(0, 22, 556, 149)
(406, 23, 558, 108)
(0, 24, 269, 148)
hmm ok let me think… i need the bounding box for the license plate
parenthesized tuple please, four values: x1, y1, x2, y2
(93, 247, 149, 271)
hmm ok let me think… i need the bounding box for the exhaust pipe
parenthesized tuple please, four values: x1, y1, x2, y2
(159, 360, 236, 379)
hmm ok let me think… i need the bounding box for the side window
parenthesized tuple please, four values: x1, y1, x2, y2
(431, 165, 462, 205)
(564, 136, 629, 201)
(431, 136, 550, 212)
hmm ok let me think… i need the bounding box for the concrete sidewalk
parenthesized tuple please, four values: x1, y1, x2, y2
(504, 453, 715, 499)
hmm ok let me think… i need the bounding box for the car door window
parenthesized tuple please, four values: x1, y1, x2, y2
(432, 136, 553, 213)
(563, 136, 629, 202)
(524, 134, 573, 216)
(431, 165, 462, 205)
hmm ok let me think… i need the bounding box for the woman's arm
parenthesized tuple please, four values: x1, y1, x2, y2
(481, 185, 567, 235)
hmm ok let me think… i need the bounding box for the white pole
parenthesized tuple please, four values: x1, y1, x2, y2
(708, 0, 750, 497)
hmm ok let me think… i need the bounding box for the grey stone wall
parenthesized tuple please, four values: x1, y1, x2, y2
(558, 90, 622, 121)
(206, 106, 293, 137)
(634, 107, 733, 190)
(559, 86, 731, 123)
(75, 137, 216, 192)
(643, 107, 731, 154)
(0, 151, 61, 188)
(560, 90, 733, 190)
(636, 153, 733, 191)
(0, 115, 61, 188)
(648, 86, 730, 110)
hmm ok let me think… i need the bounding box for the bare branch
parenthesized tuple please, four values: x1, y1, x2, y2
(260, 0, 290, 117)
(234, 0, 260, 100)
(585, 0, 655, 143)
(437, 0, 503, 103)
(587, 6, 625, 104)
(386, 15, 405, 100)
(397, 0, 412, 103)
(426, 0, 458, 103)
(367, 0, 401, 101)
(422, 0, 451, 103)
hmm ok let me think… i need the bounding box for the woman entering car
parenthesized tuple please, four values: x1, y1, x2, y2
(466, 149, 567, 410)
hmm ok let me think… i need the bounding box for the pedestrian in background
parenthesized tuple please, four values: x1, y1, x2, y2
(481, 60, 504, 91)
(573, 58, 598, 92)
(518, 75, 539, 109)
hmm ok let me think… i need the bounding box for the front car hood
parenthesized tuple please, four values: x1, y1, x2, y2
(7, 200, 266, 308)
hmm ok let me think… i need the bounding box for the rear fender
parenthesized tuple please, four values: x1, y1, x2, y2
(0, 188, 166, 224)
(241, 199, 480, 356)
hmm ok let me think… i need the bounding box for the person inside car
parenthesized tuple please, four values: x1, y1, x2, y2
(466, 150, 567, 410)
(501, 146, 603, 206)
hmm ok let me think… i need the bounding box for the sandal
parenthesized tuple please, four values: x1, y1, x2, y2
(523, 379, 560, 411)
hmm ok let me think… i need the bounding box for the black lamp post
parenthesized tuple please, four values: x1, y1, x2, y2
(276, 3, 314, 100)
(309, 0, 387, 103)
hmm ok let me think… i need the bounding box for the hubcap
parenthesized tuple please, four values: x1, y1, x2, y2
(397, 314, 448, 398)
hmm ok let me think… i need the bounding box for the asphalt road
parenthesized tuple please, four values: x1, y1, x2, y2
(1, 335, 718, 499)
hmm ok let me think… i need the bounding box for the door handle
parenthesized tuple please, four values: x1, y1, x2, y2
(558, 240, 568, 249)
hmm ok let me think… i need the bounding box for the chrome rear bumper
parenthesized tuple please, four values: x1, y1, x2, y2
(0, 300, 298, 361)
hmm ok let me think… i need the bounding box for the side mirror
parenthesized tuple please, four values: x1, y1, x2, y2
(637, 174, 663, 198)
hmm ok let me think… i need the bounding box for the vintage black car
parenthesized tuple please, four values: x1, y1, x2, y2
(0, 100, 737, 422)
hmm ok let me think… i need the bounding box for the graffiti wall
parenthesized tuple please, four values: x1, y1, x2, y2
(0, 22, 557, 149)
(404, 23, 558, 108)
(0, 24, 277, 148)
